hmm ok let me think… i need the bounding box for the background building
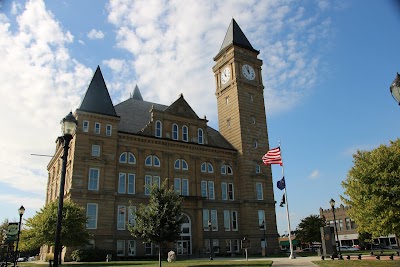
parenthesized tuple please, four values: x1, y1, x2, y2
(43, 19, 279, 260)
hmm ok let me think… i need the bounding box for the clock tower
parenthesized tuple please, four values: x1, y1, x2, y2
(213, 19, 279, 252)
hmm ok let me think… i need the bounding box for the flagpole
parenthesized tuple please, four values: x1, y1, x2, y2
(280, 143, 295, 259)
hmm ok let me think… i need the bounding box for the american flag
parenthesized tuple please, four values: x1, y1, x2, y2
(262, 147, 283, 166)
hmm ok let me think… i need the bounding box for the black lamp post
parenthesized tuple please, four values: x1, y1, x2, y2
(208, 220, 213, 260)
(390, 72, 400, 104)
(260, 220, 266, 256)
(53, 112, 77, 267)
(13, 205, 25, 267)
(330, 198, 342, 259)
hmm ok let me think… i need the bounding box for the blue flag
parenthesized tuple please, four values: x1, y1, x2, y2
(277, 176, 285, 190)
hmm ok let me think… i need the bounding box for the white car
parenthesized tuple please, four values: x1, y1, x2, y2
(339, 246, 359, 251)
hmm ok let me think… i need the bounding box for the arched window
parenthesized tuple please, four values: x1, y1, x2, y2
(145, 155, 161, 167)
(119, 152, 127, 163)
(128, 152, 136, 164)
(155, 120, 162, 138)
(172, 124, 178, 140)
(198, 128, 203, 144)
(182, 125, 188, 142)
(221, 164, 233, 175)
(201, 162, 213, 173)
(174, 159, 189, 170)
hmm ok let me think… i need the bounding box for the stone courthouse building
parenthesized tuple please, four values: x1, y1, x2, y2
(44, 19, 279, 260)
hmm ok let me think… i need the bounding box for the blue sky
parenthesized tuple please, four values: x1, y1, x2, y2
(0, 0, 399, 236)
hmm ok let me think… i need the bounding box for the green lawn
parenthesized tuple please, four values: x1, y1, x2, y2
(18, 259, 273, 267)
(313, 261, 400, 267)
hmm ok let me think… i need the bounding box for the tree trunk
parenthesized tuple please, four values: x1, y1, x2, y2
(159, 242, 162, 267)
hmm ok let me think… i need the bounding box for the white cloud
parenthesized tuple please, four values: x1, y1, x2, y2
(87, 29, 105, 40)
(309, 170, 320, 179)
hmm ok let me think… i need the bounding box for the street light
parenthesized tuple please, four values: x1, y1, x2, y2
(53, 112, 77, 267)
(329, 198, 342, 259)
(260, 220, 266, 256)
(208, 220, 213, 260)
(13, 205, 25, 267)
(390, 72, 400, 105)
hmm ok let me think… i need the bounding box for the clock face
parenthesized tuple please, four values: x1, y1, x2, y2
(242, 64, 255, 80)
(221, 66, 231, 84)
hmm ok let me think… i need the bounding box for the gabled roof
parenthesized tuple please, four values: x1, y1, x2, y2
(78, 66, 118, 117)
(163, 94, 200, 119)
(217, 18, 259, 56)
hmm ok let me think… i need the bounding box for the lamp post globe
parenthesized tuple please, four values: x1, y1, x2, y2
(53, 112, 77, 267)
(208, 220, 213, 260)
(390, 72, 400, 105)
(329, 198, 341, 259)
(13, 205, 25, 267)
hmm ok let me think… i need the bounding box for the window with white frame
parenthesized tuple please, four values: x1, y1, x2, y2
(221, 183, 227, 200)
(127, 174, 135, 194)
(128, 206, 136, 227)
(145, 155, 160, 167)
(88, 168, 99, 190)
(223, 210, 230, 231)
(86, 203, 98, 229)
(117, 205, 126, 230)
(117, 240, 125, 256)
(174, 159, 188, 170)
(255, 164, 261, 174)
(200, 180, 215, 199)
(201, 162, 213, 173)
(118, 173, 135, 194)
(258, 210, 266, 229)
(128, 240, 136, 256)
(228, 183, 234, 200)
(231, 211, 238, 231)
(118, 173, 126, 194)
(174, 178, 189, 196)
(83, 120, 89, 132)
(128, 152, 136, 164)
(182, 125, 188, 142)
(94, 122, 100, 134)
(145, 175, 160, 195)
(212, 239, 219, 254)
(145, 243, 153, 255)
(201, 181, 207, 198)
(221, 164, 233, 175)
(226, 239, 239, 253)
(155, 120, 162, 137)
(119, 152, 127, 163)
(91, 145, 100, 157)
(198, 128, 203, 144)
(202, 209, 210, 231)
(256, 182, 263, 200)
(202, 209, 218, 231)
(106, 124, 112, 136)
(172, 124, 178, 140)
(232, 239, 239, 252)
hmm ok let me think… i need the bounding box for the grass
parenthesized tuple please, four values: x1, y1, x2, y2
(313, 261, 400, 267)
(18, 259, 273, 267)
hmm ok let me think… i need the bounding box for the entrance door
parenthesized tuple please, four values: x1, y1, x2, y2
(177, 240, 189, 255)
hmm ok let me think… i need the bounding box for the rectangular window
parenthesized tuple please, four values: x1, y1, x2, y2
(205, 239, 211, 253)
(339, 219, 343, 231)
(118, 173, 126, 194)
(128, 174, 135, 194)
(212, 239, 219, 254)
(231, 211, 238, 231)
(226, 240, 232, 253)
(117, 240, 125, 256)
(117, 205, 126, 230)
(201, 181, 207, 197)
(208, 181, 215, 199)
(128, 240, 136, 256)
(91, 145, 100, 157)
(174, 178, 181, 194)
(94, 122, 101, 134)
(106, 124, 112, 136)
(233, 239, 239, 252)
(224, 210, 231, 231)
(145, 175, 160, 195)
(88, 168, 99, 190)
(174, 178, 189, 196)
(202, 209, 210, 231)
(345, 218, 351, 230)
(211, 210, 218, 231)
(83, 120, 89, 132)
(228, 183, 234, 200)
(86, 203, 98, 229)
(258, 210, 265, 229)
(145, 243, 152, 255)
(128, 206, 136, 227)
(256, 182, 263, 200)
(182, 179, 189, 196)
(221, 182, 227, 200)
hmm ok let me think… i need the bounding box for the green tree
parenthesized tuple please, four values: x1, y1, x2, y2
(0, 219, 8, 244)
(342, 139, 400, 238)
(295, 215, 326, 247)
(128, 179, 183, 267)
(20, 200, 91, 253)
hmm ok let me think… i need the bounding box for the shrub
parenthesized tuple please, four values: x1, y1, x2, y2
(71, 248, 109, 262)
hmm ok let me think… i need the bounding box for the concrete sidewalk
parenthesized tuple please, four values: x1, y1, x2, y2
(270, 256, 320, 266)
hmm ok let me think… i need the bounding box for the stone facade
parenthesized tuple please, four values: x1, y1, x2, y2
(43, 19, 279, 260)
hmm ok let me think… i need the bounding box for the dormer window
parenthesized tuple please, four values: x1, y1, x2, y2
(155, 121, 162, 138)
(182, 125, 188, 142)
(172, 124, 178, 140)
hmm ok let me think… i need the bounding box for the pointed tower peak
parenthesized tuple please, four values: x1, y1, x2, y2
(131, 84, 143, 100)
(78, 66, 118, 117)
(218, 18, 259, 55)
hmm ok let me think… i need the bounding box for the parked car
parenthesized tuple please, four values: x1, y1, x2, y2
(339, 246, 359, 251)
